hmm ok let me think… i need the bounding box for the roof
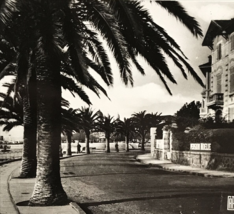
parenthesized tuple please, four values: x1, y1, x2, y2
(202, 20, 234, 48)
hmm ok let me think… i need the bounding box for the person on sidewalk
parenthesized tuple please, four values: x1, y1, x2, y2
(77, 142, 81, 153)
(115, 142, 119, 152)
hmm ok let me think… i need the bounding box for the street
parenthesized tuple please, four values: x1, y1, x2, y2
(60, 152, 234, 214)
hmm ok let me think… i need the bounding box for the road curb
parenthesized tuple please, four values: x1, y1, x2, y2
(0, 158, 21, 166)
(8, 165, 21, 214)
(70, 202, 86, 214)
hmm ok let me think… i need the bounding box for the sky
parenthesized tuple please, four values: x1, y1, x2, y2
(1, 1, 234, 140)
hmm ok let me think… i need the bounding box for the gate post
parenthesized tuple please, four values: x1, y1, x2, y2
(150, 127, 157, 157)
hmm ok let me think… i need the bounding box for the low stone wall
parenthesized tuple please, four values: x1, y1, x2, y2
(152, 149, 163, 160)
(152, 149, 169, 160)
(171, 150, 234, 172)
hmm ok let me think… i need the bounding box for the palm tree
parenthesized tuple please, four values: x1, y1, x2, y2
(0, 30, 111, 176)
(0, 79, 38, 178)
(0, 0, 203, 205)
(115, 117, 135, 152)
(77, 107, 101, 154)
(132, 111, 161, 151)
(97, 113, 116, 153)
(61, 107, 79, 156)
(0, 93, 23, 130)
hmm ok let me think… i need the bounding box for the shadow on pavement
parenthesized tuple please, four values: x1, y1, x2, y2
(79, 191, 222, 207)
(16, 200, 70, 206)
(61, 170, 187, 178)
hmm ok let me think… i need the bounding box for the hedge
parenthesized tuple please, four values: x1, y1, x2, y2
(172, 128, 234, 154)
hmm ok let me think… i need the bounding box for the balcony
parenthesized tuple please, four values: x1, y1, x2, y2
(201, 89, 206, 98)
(207, 93, 224, 109)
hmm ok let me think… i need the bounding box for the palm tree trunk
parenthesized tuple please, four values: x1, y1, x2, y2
(85, 133, 90, 154)
(141, 133, 145, 151)
(125, 136, 129, 152)
(29, 51, 67, 205)
(105, 134, 110, 153)
(66, 132, 72, 156)
(19, 93, 37, 178)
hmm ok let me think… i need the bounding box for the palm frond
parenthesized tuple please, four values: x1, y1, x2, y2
(155, 1, 203, 38)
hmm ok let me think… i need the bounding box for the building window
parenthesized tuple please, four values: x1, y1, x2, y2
(216, 73, 222, 93)
(230, 67, 234, 94)
(231, 35, 234, 51)
(217, 44, 222, 60)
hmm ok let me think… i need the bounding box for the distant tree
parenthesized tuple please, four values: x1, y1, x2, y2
(72, 131, 85, 142)
(175, 101, 201, 130)
(76, 107, 101, 154)
(132, 111, 161, 151)
(61, 107, 79, 156)
(115, 117, 135, 152)
(97, 114, 116, 153)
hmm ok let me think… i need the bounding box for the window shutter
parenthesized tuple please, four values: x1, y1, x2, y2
(217, 44, 222, 60)
(231, 35, 234, 51)
(216, 74, 222, 93)
(230, 67, 234, 93)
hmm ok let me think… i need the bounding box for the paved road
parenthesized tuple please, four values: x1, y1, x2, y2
(61, 152, 234, 214)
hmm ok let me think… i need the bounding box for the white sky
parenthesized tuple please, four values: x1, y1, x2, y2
(1, 1, 234, 140)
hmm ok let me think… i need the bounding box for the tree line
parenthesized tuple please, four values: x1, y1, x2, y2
(0, 93, 162, 153)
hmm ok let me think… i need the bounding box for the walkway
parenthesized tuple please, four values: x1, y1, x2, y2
(0, 161, 20, 214)
(0, 156, 84, 214)
(136, 153, 234, 178)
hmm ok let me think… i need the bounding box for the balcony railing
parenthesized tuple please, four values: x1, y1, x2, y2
(207, 93, 224, 107)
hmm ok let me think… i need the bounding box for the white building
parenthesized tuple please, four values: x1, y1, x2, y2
(200, 20, 234, 122)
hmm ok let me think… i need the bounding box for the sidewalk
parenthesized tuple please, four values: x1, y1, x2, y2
(0, 154, 85, 214)
(136, 153, 234, 178)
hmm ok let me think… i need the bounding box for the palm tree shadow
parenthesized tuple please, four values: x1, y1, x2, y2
(77, 192, 222, 214)
(61, 170, 186, 178)
(16, 199, 70, 206)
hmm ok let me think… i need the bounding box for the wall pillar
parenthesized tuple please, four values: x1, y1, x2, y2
(150, 127, 157, 157)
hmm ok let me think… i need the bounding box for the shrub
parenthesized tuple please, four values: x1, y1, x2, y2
(172, 131, 190, 151)
(172, 128, 234, 154)
(199, 117, 234, 129)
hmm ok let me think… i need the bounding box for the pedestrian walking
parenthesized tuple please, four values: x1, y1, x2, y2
(115, 142, 119, 152)
(77, 142, 81, 153)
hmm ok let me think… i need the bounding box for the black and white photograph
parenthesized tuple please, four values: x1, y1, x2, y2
(0, 0, 234, 213)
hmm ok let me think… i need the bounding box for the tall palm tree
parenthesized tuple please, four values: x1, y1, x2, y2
(0, 79, 38, 178)
(0, 28, 112, 176)
(0, 0, 203, 205)
(0, 73, 98, 177)
(115, 117, 135, 152)
(97, 113, 116, 153)
(77, 106, 100, 154)
(132, 111, 161, 151)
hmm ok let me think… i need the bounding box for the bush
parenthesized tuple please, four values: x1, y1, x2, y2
(172, 131, 190, 151)
(199, 117, 234, 129)
(172, 128, 234, 154)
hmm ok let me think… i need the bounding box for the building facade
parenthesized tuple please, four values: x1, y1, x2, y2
(200, 20, 234, 122)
